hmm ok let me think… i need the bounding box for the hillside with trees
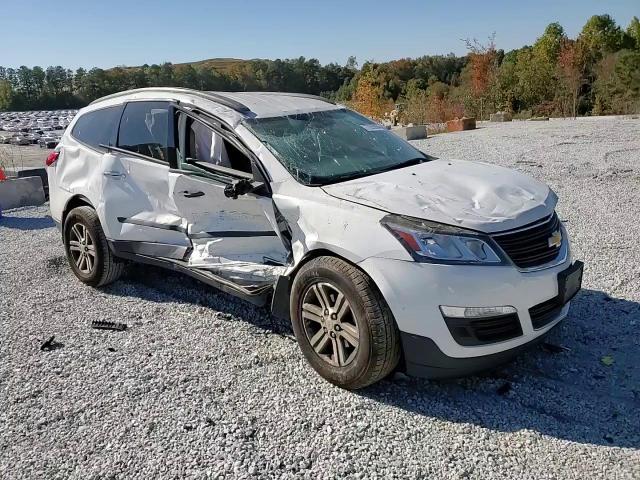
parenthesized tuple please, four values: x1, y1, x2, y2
(1, 15, 638, 121)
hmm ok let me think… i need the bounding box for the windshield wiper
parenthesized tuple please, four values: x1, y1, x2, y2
(371, 156, 429, 175)
(314, 157, 430, 186)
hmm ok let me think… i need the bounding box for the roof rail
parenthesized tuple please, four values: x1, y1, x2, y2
(203, 92, 252, 112)
(89, 87, 251, 113)
(245, 91, 335, 105)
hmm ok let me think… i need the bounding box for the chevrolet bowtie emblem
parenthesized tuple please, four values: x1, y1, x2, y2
(548, 230, 562, 248)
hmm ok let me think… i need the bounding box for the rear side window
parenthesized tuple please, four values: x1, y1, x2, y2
(71, 105, 123, 149)
(118, 101, 174, 162)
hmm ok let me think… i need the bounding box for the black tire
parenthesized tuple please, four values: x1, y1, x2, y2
(63, 206, 125, 287)
(290, 256, 400, 389)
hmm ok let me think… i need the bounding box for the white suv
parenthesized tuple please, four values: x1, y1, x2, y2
(47, 88, 583, 389)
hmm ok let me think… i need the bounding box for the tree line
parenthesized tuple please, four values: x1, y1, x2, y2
(0, 57, 359, 111)
(1, 14, 638, 122)
(350, 14, 640, 122)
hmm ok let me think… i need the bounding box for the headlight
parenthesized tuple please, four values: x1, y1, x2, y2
(381, 214, 506, 265)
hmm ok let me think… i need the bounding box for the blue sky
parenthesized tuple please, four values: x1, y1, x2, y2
(1, 0, 637, 69)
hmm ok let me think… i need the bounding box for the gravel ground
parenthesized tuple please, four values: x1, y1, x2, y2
(1, 117, 639, 479)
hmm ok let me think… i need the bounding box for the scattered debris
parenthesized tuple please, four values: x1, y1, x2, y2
(496, 382, 512, 395)
(91, 320, 127, 331)
(541, 342, 571, 354)
(600, 355, 615, 367)
(40, 335, 64, 351)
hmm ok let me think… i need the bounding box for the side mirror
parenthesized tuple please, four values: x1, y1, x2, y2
(224, 178, 256, 199)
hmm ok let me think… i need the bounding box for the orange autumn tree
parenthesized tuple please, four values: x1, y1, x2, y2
(557, 39, 584, 118)
(350, 75, 394, 121)
(463, 34, 499, 119)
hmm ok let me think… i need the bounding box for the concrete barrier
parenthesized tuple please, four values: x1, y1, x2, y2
(446, 117, 476, 132)
(490, 111, 512, 122)
(16, 168, 49, 199)
(391, 125, 428, 140)
(0, 176, 46, 210)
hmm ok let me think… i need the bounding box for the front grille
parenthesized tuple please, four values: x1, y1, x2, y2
(444, 313, 523, 346)
(492, 213, 562, 269)
(529, 296, 563, 329)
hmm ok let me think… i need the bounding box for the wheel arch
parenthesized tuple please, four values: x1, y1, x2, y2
(62, 194, 94, 228)
(271, 248, 385, 322)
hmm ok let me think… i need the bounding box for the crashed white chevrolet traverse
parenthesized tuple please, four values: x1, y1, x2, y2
(47, 88, 583, 389)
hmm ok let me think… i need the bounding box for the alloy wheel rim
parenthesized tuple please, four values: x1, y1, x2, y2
(69, 222, 96, 274)
(301, 281, 360, 367)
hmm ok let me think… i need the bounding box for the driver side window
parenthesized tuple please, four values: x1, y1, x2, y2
(183, 116, 252, 174)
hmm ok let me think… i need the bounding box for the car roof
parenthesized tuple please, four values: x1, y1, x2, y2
(87, 88, 341, 125)
(208, 91, 340, 119)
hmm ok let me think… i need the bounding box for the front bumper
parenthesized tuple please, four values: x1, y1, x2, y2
(400, 324, 559, 379)
(359, 255, 575, 371)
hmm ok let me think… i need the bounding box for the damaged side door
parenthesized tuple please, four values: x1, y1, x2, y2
(169, 110, 291, 297)
(100, 100, 190, 259)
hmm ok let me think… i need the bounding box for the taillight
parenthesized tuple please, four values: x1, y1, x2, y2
(46, 151, 60, 167)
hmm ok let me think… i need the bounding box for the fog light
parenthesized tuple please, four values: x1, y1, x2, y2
(439, 305, 517, 318)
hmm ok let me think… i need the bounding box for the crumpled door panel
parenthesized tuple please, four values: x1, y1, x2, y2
(170, 172, 289, 287)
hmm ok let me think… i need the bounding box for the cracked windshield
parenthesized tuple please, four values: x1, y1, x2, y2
(245, 108, 429, 185)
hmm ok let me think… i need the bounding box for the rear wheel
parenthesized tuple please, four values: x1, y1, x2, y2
(63, 206, 125, 287)
(290, 256, 400, 389)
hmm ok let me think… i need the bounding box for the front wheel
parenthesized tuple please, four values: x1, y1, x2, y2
(290, 256, 400, 389)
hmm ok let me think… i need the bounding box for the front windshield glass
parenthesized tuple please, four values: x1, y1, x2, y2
(244, 108, 430, 185)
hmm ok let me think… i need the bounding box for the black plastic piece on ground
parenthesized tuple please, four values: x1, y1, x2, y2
(40, 335, 55, 351)
(497, 382, 512, 395)
(541, 342, 569, 354)
(40, 335, 64, 351)
(91, 320, 128, 331)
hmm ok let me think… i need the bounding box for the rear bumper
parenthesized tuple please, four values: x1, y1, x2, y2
(401, 321, 560, 379)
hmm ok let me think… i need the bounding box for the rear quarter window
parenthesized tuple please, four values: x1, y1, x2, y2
(71, 105, 124, 149)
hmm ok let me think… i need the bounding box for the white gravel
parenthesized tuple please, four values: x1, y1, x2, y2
(1, 117, 639, 479)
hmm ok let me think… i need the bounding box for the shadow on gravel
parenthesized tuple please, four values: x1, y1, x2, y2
(0, 213, 55, 230)
(364, 289, 640, 449)
(103, 266, 640, 449)
(103, 265, 292, 336)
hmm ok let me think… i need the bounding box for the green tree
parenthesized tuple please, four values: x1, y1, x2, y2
(594, 50, 640, 114)
(579, 15, 625, 64)
(534, 22, 566, 63)
(0, 80, 12, 110)
(627, 16, 640, 49)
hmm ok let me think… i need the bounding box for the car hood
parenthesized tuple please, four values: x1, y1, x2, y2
(321, 159, 557, 233)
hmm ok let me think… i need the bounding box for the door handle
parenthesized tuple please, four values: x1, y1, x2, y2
(182, 191, 205, 198)
(103, 171, 126, 179)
